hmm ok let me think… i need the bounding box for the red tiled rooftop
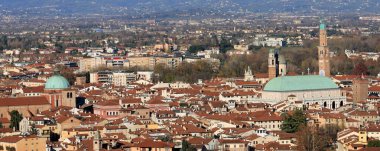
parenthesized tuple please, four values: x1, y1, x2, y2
(0, 96, 50, 106)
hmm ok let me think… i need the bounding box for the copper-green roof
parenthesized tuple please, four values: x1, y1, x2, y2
(320, 23, 326, 30)
(264, 75, 338, 92)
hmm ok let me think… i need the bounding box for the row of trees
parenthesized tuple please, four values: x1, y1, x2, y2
(154, 61, 216, 83)
(153, 48, 379, 84)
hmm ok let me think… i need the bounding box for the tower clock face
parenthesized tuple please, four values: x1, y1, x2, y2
(319, 70, 325, 76)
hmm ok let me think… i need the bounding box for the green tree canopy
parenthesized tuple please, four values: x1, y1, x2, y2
(9, 110, 23, 131)
(281, 109, 307, 133)
(368, 140, 380, 147)
(181, 140, 196, 151)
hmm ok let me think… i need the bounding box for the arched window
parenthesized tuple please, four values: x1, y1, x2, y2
(332, 101, 336, 109)
(323, 102, 327, 108)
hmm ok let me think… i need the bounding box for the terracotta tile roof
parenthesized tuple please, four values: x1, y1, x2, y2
(0, 135, 36, 143)
(121, 97, 142, 104)
(146, 96, 166, 104)
(245, 133, 260, 140)
(133, 140, 175, 148)
(24, 79, 46, 83)
(358, 147, 380, 151)
(94, 99, 119, 106)
(269, 131, 297, 140)
(23, 86, 45, 93)
(0, 128, 13, 133)
(209, 101, 226, 108)
(255, 73, 269, 78)
(234, 80, 260, 86)
(349, 110, 378, 116)
(77, 139, 94, 151)
(255, 141, 295, 150)
(0, 118, 9, 124)
(369, 85, 380, 92)
(319, 113, 346, 119)
(188, 137, 213, 145)
(0, 96, 50, 106)
(218, 139, 247, 144)
(248, 110, 283, 121)
(333, 75, 360, 81)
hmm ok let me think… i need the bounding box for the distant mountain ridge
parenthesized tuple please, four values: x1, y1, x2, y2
(1, 0, 379, 17)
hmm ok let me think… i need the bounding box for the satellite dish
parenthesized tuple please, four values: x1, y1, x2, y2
(319, 70, 325, 76)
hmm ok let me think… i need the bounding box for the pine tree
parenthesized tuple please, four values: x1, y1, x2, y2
(281, 109, 306, 133)
(9, 110, 23, 131)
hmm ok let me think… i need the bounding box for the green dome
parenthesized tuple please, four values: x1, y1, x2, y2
(264, 75, 338, 92)
(45, 75, 70, 89)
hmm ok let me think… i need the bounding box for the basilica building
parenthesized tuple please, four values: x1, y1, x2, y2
(260, 21, 346, 109)
(261, 75, 346, 109)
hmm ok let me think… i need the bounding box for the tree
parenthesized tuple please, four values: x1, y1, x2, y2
(154, 60, 216, 83)
(296, 125, 331, 151)
(323, 124, 342, 142)
(368, 140, 380, 147)
(0, 122, 3, 128)
(50, 132, 60, 142)
(281, 109, 307, 133)
(30, 124, 38, 135)
(158, 135, 172, 142)
(219, 38, 233, 53)
(353, 60, 369, 75)
(181, 140, 196, 151)
(188, 45, 207, 53)
(9, 110, 23, 131)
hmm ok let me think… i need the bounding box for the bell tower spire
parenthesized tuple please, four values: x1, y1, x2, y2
(318, 19, 331, 77)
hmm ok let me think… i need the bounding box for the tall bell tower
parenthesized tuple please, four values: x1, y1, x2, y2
(318, 20, 331, 77)
(268, 49, 278, 80)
